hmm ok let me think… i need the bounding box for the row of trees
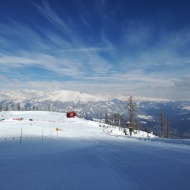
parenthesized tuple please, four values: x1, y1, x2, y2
(127, 96, 171, 138)
(159, 109, 171, 138)
(0, 103, 21, 111)
(100, 96, 171, 138)
(0, 103, 46, 112)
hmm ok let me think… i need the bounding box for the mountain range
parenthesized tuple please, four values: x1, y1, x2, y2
(0, 89, 190, 138)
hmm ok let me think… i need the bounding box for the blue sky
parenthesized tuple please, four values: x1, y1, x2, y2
(0, 0, 190, 100)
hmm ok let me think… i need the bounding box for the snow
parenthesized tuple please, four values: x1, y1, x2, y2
(137, 114, 154, 120)
(96, 94, 170, 102)
(0, 90, 107, 103)
(105, 127, 156, 138)
(40, 90, 107, 103)
(0, 89, 171, 103)
(183, 106, 190, 110)
(0, 111, 190, 190)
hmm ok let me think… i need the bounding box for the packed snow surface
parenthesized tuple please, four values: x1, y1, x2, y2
(0, 111, 190, 190)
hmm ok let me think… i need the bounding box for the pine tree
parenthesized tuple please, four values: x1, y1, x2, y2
(165, 117, 171, 139)
(113, 113, 118, 126)
(159, 109, 165, 137)
(11, 103, 14, 111)
(105, 110, 108, 124)
(17, 103, 21, 111)
(0, 103, 2, 111)
(127, 96, 137, 128)
(120, 113, 125, 128)
(136, 120, 141, 130)
(158, 109, 171, 138)
(5, 104, 8, 111)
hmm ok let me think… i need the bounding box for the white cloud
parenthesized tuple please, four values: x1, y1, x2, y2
(1, 73, 189, 100)
(0, 2, 190, 100)
(34, 1, 84, 45)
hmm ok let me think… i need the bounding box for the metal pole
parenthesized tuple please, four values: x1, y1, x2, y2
(20, 128, 22, 144)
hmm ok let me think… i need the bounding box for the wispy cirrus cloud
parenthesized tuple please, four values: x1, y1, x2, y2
(34, 1, 85, 45)
(2, 74, 189, 100)
(0, 0, 190, 100)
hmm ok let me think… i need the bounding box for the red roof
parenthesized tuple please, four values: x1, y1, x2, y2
(66, 111, 76, 118)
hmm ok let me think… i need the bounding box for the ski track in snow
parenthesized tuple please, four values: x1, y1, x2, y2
(0, 111, 190, 190)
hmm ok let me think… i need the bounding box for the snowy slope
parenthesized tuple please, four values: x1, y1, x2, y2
(1, 111, 190, 190)
(0, 111, 155, 140)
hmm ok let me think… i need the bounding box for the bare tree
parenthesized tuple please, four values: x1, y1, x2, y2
(113, 113, 118, 126)
(17, 103, 21, 111)
(158, 109, 171, 138)
(120, 113, 125, 128)
(159, 109, 165, 137)
(105, 110, 109, 124)
(32, 105, 35, 111)
(127, 96, 137, 136)
(165, 117, 171, 139)
(127, 96, 137, 127)
(5, 104, 8, 111)
(11, 103, 14, 111)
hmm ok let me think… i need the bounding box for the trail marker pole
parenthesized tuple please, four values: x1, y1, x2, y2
(20, 128, 22, 144)
(56, 128, 59, 136)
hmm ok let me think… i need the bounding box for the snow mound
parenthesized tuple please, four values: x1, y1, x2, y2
(104, 127, 157, 138)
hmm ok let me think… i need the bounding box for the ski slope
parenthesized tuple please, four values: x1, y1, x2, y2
(0, 111, 190, 190)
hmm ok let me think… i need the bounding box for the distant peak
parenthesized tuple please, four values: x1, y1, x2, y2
(0, 89, 171, 103)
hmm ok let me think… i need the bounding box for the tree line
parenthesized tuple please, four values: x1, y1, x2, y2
(0, 102, 44, 111)
(126, 96, 171, 138)
(98, 96, 171, 138)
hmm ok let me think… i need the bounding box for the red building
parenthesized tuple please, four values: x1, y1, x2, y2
(66, 111, 76, 118)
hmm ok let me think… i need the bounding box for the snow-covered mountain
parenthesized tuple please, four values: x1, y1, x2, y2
(39, 90, 107, 103)
(0, 89, 190, 138)
(97, 93, 170, 102)
(0, 89, 170, 103)
(0, 90, 45, 102)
